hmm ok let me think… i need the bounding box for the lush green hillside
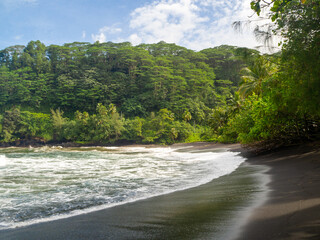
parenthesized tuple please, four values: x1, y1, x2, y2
(0, 42, 257, 144)
(0, 0, 318, 147)
(0, 41, 252, 116)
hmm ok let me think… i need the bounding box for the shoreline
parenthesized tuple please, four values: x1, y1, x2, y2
(235, 141, 320, 240)
(0, 142, 319, 239)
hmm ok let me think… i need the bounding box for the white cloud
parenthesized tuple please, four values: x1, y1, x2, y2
(129, 0, 208, 46)
(90, 0, 278, 52)
(82, 31, 86, 39)
(127, 0, 275, 51)
(92, 32, 106, 43)
(129, 34, 142, 46)
(91, 26, 122, 43)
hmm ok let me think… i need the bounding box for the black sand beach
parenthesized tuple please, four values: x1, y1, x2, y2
(0, 142, 319, 240)
(236, 142, 320, 240)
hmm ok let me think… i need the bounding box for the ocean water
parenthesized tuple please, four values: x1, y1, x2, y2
(0, 146, 246, 230)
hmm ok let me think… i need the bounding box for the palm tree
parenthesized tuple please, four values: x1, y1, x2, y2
(238, 56, 277, 98)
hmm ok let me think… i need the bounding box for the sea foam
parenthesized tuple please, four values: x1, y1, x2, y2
(0, 146, 245, 230)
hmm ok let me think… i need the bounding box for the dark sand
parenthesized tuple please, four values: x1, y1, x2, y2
(235, 142, 320, 240)
(0, 142, 319, 240)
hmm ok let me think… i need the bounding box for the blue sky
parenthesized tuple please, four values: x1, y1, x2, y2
(0, 0, 268, 51)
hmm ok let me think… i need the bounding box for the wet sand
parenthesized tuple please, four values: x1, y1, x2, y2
(0, 142, 319, 239)
(235, 142, 320, 240)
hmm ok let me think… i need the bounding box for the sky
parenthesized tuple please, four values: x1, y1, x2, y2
(0, 0, 272, 51)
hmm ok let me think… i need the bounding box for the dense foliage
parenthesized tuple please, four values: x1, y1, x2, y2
(0, 42, 254, 144)
(221, 0, 320, 148)
(1, 0, 318, 147)
(0, 41, 250, 117)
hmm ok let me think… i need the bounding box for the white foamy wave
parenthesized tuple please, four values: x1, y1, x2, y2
(33, 146, 64, 153)
(102, 146, 119, 150)
(0, 155, 7, 167)
(0, 146, 245, 230)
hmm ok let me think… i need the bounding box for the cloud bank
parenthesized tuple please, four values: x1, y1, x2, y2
(128, 0, 260, 50)
(92, 0, 272, 51)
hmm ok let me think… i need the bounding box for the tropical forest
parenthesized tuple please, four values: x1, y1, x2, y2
(0, 0, 319, 149)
